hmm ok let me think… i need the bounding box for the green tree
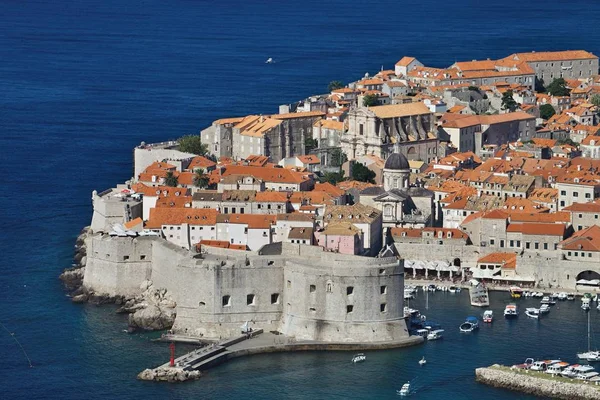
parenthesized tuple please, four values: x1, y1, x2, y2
(501, 90, 518, 112)
(539, 104, 556, 120)
(467, 86, 480, 91)
(330, 148, 347, 167)
(351, 162, 376, 184)
(557, 138, 578, 147)
(322, 170, 345, 185)
(178, 135, 208, 155)
(362, 94, 379, 107)
(591, 94, 600, 107)
(535, 78, 546, 93)
(328, 80, 344, 92)
(305, 138, 318, 154)
(546, 78, 570, 97)
(193, 169, 209, 189)
(164, 171, 179, 187)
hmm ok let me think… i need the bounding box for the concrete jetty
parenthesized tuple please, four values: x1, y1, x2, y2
(476, 365, 600, 400)
(140, 330, 422, 382)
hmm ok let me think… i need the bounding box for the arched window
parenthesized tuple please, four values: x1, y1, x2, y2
(326, 281, 333, 293)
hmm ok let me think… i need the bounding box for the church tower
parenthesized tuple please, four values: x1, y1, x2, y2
(383, 153, 410, 191)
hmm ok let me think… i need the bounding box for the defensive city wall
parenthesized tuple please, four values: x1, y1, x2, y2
(83, 234, 410, 343)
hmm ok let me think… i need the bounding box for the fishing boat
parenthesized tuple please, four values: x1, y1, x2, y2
(352, 353, 366, 363)
(510, 286, 523, 298)
(418, 356, 427, 366)
(398, 382, 411, 396)
(460, 316, 479, 332)
(504, 304, 519, 318)
(427, 329, 444, 340)
(483, 310, 493, 323)
(525, 308, 539, 319)
(577, 311, 600, 362)
(469, 280, 490, 307)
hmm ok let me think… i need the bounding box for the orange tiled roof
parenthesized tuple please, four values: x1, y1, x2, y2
(124, 217, 143, 229)
(504, 50, 597, 62)
(198, 240, 247, 251)
(222, 165, 312, 184)
(509, 212, 570, 224)
(187, 156, 216, 171)
(563, 202, 600, 212)
(146, 208, 218, 229)
(297, 154, 320, 165)
(396, 56, 416, 67)
(477, 252, 517, 269)
(314, 182, 345, 197)
(506, 223, 565, 236)
(216, 214, 276, 229)
(560, 225, 600, 252)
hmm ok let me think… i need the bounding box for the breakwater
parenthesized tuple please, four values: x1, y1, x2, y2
(476, 365, 600, 400)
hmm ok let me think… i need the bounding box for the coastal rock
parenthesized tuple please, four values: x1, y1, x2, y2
(59, 267, 86, 290)
(88, 292, 113, 305)
(124, 283, 177, 331)
(137, 367, 201, 382)
(71, 293, 89, 303)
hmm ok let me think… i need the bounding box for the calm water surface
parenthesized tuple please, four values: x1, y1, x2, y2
(2, 0, 600, 398)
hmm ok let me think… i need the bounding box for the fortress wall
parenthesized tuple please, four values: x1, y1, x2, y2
(83, 235, 153, 296)
(394, 242, 480, 265)
(133, 146, 196, 178)
(280, 258, 409, 342)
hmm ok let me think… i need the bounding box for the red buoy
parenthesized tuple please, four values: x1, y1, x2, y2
(169, 342, 175, 367)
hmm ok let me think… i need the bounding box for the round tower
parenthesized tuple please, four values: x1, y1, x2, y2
(383, 153, 410, 191)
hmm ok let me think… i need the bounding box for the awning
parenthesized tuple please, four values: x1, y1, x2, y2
(577, 279, 600, 286)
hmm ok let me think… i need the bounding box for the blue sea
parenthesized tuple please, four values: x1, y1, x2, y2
(2, 0, 600, 398)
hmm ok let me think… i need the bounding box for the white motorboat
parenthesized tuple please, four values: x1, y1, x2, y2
(483, 310, 493, 323)
(428, 284, 437, 292)
(460, 316, 479, 332)
(418, 356, 427, 366)
(427, 329, 444, 340)
(546, 362, 570, 375)
(265, 57, 273, 64)
(576, 371, 600, 381)
(352, 353, 366, 363)
(530, 360, 560, 371)
(533, 292, 545, 298)
(558, 292, 568, 301)
(449, 286, 457, 293)
(415, 329, 429, 339)
(504, 304, 519, 318)
(539, 304, 551, 314)
(511, 358, 534, 370)
(523, 291, 532, 298)
(398, 382, 411, 396)
(540, 296, 555, 305)
(567, 293, 575, 301)
(577, 311, 600, 361)
(525, 308, 539, 319)
(582, 298, 591, 311)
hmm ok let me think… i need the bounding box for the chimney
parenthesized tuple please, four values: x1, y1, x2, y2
(260, 114, 264, 123)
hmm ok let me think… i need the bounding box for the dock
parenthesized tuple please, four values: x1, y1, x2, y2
(476, 364, 600, 400)
(141, 329, 422, 381)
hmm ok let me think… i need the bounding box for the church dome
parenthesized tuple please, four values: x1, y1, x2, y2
(384, 153, 409, 170)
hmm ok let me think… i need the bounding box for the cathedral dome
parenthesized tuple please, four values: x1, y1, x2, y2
(384, 153, 409, 170)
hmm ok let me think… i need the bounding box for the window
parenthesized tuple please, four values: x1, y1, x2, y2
(589, 253, 593, 258)
(586, 193, 591, 199)
(230, 238, 234, 244)
(560, 201, 565, 207)
(310, 284, 316, 293)
(579, 214, 583, 218)
(247, 294, 255, 305)
(123, 256, 129, 261)
(544, 243, 548, 250)
(244, 227, 248, 234)
(379, 268, 385, 275)
(287, 280, 291, 288)
(347, 305, 354, 314)
(500, 240, 505, 248)
(359, 124, 364, 135)
(573, 192, 579, 198)
(271, 293, 280, 304)
(222, 295, 231, 307)
(568, 251, 572, 256)
(516, 241, 521, 248)
(140, 255, 146, 260)
(490, 239, 495, 245)
(346, 286, 354, 295)
(575, 252, 579, 257)
(326, 282, 333, 292)
(380, 285, 387, 295)
(534, 242, 539, 250)
(380, 303, 387, 313)
(510, 240, 514, 247)
(309, 307, 316, 313)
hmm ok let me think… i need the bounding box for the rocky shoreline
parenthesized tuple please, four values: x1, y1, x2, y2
(476, 365, 600, 400)
(59, 228, 177, 332)
(138, 367, 201, 382)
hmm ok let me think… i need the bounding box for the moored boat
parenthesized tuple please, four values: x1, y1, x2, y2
(352, 353, 366, 363)
(511, 358, 534, 369)
(510, 286, 523, 298)
(525, 308, 539, 319)
(539, 304, 550, 314)
(460, 316, 479, 332)
(483, 310, 493, 323)
(546, 361, 570, 375)
(567, 293, 575, 301)
(582, 297, 591, 311)
(558, 292, 568, 301)
(427, 329, 444, 340)
(504, 304, 518, 318)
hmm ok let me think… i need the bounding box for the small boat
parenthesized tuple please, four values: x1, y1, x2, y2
(427, 329, 444, 340)
(504, 304, 519, 318)
(455, 287, 462, 293)
(561, 364, 583, 378)
(510, 287, 523, 299)
(576, 371, 600, 381)
(449, 286, 457, 293)
(567, 293, 575, 301)
(523, 291, 532, 297)
(530, 360, 553, 371)
(483, 310, 493, 323)
(404, 292, 415, 300)
(428, 284, 437, 292)
(415, 329, 429, 339)
(398, 382, 411, 396)
(265, 57, 273, 64)
(352, 353, 366, 363)
(558, 292, 568, 301)
(577, 311, 599, 361)
(533, 292, 545, 298)
(582, 298, 592, 311)
(546, 361, 570, 375)
(540, 296, 555, 305)
(511, 358, 534, 369)
(539, 304, 550, 314)
(525, 308, 540, 319)
(460, 316, 479, 332)
(418, 356, 427, 366)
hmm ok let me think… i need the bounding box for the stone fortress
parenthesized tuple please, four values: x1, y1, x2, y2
(83, 232, 411, 343)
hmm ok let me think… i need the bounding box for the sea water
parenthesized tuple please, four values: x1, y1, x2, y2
(2, 0, 600, 398)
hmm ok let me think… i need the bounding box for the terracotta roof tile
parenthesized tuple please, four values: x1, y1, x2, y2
(146, 208, 217, 229)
